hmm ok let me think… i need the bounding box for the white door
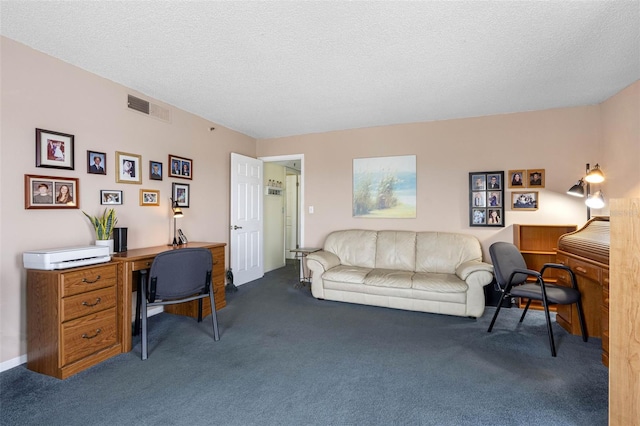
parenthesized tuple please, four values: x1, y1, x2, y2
(230, 153, 264, 285)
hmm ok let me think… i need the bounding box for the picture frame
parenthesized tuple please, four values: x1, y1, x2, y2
(508, 169, 526, 188)
(469, 171, 504, 227)
(115, 151, 142, 184)
(25, 174, 79, 209)
(352, 155, 417, 218)
(172, 182, 190, 208)
(87, 151, 107, 175)
(527, 169, 545, 188)
(168, 154, 193, 180)
(512, 191, 539, 211)
(149, 161, 163, 181)
(140, 189, 160, 206)
(35, 128, 75, 170)
(100, 190, 123, 205)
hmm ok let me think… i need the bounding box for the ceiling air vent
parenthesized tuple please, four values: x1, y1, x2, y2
(127, 94, 171, 123)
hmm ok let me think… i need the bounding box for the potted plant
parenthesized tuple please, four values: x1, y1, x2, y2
(83, 208, 117, 253)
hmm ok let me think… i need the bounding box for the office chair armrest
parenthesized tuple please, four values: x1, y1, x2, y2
(540, 263, 579, 289)
(506, 267, 543, 288)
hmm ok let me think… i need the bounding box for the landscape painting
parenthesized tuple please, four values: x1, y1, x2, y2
(353, 155, 416, 218)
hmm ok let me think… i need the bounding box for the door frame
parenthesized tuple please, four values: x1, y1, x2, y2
(260, 154, 305, 249)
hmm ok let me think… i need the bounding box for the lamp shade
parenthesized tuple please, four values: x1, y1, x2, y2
(567, 179, 585, 197)
(585, 191, 605, 209)
(171, 200, 184, 218)
(585, 164, 605, 183)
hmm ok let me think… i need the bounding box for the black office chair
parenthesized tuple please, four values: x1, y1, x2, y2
(137, 248, 220, 360)
(487, 242, 587, 357)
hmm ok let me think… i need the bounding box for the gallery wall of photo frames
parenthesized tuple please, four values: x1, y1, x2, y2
(25, 127, 194, 210)
(469, 168, 546, 225)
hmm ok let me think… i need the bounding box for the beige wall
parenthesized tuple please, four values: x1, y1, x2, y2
(2, 34, 638, 367)
(257, 107, 607, 250)
(601, 81, 640, 202)
(0, 37, 256, 363)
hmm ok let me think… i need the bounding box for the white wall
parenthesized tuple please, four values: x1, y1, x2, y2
(263, 162, 286, 272)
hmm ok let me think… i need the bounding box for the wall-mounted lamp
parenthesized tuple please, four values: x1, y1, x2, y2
(170, 198, 184, 246)
(566, 163, 605, 220)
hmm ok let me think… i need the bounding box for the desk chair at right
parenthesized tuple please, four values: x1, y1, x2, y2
(487, 242, 587, 357)
(138, 247, 220, 360)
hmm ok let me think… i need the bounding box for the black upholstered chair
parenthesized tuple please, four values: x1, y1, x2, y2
(487, 242, 587, 357)
(138, 247, 220, 360)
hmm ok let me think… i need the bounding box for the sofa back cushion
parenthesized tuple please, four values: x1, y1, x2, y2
(375, 231, 417, 271)
(324, 230, 378, 268)
(415, 232, 482, 273)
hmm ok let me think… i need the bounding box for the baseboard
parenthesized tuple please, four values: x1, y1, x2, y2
(0, 354, 27, 373)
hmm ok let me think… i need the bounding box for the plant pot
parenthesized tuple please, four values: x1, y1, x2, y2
(95, 239, 114, 254)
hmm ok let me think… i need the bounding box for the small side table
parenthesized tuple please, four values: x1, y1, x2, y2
(290, 247, 321, 288)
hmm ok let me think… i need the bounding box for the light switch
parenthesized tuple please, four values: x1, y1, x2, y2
(309, 206, 314, 214)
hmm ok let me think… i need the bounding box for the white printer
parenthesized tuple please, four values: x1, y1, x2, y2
(23, 245, 111, 270)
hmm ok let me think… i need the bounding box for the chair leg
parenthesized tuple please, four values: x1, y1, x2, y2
(519, 299, 532, 323)
(541, 298, 557, 357)
(575, 299, 589, 342)
(487, 291, 507, 332)
(141, 281, 149, 360)
(197, 298, 203, 323)
(133, 270, 146, 336)
(209, 290, 220, 341)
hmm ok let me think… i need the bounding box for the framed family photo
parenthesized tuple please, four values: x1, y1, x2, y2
(469, 171, 504, 227)
(512, 191, 539, 211)
(100, 190, 123, 205)
(87, 151, 106, 175)
(140, 189, 160, 206)
(149, 161, 163, 181)
(168, 154, 193, 180)
(25, 174, 79, 209)
(508, 170, 526, 188)
(115, 151, 142, 184)
(527, 169, 545, 188)
(35, 128, 75, 170)
(172, 182, 190, 208)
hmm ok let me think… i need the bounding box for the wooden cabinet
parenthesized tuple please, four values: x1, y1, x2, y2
(513, 224, 577, 310)
(557, 216, 610, 366)
(27, 263, 122, 379)
(163, 244, 226, 318)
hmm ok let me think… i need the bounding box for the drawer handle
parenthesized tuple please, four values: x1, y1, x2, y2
(82, 329, 102, 339)
(82, 297, 102, 307)
(82, 275, 101, 284)
(575, 267, 588, 274)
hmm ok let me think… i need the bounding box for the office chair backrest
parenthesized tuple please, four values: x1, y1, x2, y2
(489, 242, 530, 288)
(148, 248, 213, 301)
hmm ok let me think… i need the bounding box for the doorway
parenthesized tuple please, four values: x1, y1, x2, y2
(260, 154, 304, 267)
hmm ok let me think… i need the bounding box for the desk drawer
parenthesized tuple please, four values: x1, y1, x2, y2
(61, 264, 117, 297)
(132, 259, 154, 271)
(61, 307, 117, 365)
(567, 257, 600, 282)
(62, 286, 116, 322)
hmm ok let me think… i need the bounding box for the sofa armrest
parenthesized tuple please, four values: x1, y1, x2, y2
(456, 260, 494, 284)
(306, 250, 340, 273)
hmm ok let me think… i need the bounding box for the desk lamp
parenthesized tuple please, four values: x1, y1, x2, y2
(567, 163, 605, 220)
(170, 199, 184, 246)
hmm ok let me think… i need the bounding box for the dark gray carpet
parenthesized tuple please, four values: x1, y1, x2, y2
(1, 262, 608, 425)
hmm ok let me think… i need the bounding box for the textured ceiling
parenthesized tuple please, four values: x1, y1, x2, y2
(1, 1, 639, 139)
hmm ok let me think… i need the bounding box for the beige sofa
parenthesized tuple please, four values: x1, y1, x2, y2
(306, 230, 494, 318)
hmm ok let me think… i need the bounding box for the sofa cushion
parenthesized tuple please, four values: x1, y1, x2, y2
(324, 230, 377, 268)
(412, 272, 468, 293)
(364, 268, 413, 288)
(374, 231, 416, 271)
(322, 265, 372, 284)
(415, 232, 482, 274)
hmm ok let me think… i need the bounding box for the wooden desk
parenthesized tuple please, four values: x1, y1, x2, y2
(112, 242, 226, 352)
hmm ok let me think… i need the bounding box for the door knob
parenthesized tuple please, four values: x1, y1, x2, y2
(232, 225, 243, 230)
